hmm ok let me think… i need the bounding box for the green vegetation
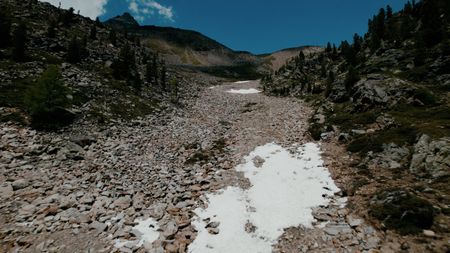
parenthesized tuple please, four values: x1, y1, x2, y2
(111, 43, 142, 91)
(23, 65, 73, 129)
(108, 30, 117, 46)
(347, 126, 418, 154)
(0, 9, 12, 48)
(370, 189, 434, 234)
(12, 23, 27, 61)
(66, 36, 86, 63)
(60, 7, 75, 27)
(196, 63, 262, 80)
(89, 24, 97, 40)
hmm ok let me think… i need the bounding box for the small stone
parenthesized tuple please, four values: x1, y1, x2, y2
(113, 196, 132, 210)
(252, 156, 265, 168)
(0, 183, 14, 198)
(165, 244, 179, 253)
(12, 179, 29, 190)
(346, 215, 363, 227)
(162, 220, 178, 238)
(206, 221, 220, 229)
(423, 230, 435, 237)
(207, 227, 219, 235)
(90, 221, 107, 232)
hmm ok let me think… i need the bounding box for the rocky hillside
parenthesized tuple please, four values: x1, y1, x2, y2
(0, 0, 210, 131)
(105, 13, 262, 79)
(262, 0, 450, 250)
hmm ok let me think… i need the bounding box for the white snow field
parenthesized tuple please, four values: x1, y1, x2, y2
(188, 142, 342, 253)
(226, 88, 262, 94)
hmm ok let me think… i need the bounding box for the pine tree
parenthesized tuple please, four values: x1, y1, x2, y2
(420, 0, 444, 47)
(152, 56, 159, 85)
(386, 5, 393, 20)
(47, 17, 57, 38)
(89, 25, 97, 40)
(24, 65, 72, 128)
(326, 42, 332, 53)
(61, 7, 75, 27)
(111, 43, 141, 90)
(160, 61, 167, 89)
(95, 17, 102, 26)
(146, 55, 157, 85)
(344, 66, 360, 92)
(370, 32, 381, 53)
(169, 79, 179, 104)
(67, 36, 82, 63)
(353, 33, 362, 52)
(80, 35, 88, 58)
(325, 70, 335, 97)
(12, 23, 27, 61)
(403, 1, 413, 16)
(108, 30, 117, 46)
(375, 8, 386, 39)
(320, 60, 327, 78)
(0, 9, 11, 48)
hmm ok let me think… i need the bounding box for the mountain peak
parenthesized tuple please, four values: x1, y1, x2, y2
(105, 12, 139, 29)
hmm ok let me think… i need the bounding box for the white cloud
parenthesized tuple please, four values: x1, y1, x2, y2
(128, 0, 174, 22)
(129, 1, 139, 13)
(40, 0, 108, 20)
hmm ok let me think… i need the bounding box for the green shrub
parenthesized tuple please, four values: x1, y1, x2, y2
(308, 123, 323, 141)
(0, 9, 12, 48)
(24, 65, 73, 129)
(413, 87, 437, 106)
(12, 23, 27, 61)
(347, 126, 417, 154)
(66, 36, 87, 63)
(370, 189, 434, 234)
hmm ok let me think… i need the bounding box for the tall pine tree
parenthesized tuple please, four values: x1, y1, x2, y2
(12, 23, 27, 61)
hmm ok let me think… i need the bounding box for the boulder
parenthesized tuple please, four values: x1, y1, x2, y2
(410, 134, 450, 181)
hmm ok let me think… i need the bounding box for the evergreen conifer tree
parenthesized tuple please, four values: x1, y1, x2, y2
(12, 23, 27, 61)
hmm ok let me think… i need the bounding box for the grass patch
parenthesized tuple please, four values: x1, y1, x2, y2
(0, 77, 35, 108)
(370, 189, 435, 234)
(329, 110, 379, 131)
(347, 126, 418, 154)
(391, 103, 450, 139)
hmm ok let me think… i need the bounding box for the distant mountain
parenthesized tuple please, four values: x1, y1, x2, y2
(260, 46, 323, 71)
(105, 13, 261, 69)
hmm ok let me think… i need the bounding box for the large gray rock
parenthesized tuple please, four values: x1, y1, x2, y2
(410, 134, 450, 181)
(371, 143, 410, 170)
(351, 75, 413, 112)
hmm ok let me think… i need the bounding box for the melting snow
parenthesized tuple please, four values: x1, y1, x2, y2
(227, 88, 262, 94)
(234, 80, 252, 84)
(114, 218, 160, 249)
(189, 142, 341, 253)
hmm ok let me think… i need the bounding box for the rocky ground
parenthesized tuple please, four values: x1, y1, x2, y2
(0, 80, 438, 253)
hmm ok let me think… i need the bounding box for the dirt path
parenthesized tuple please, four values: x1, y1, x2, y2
(0, 80, 380, 252)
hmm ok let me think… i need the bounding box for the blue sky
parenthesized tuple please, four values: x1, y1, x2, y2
(42, 0, 411, 54)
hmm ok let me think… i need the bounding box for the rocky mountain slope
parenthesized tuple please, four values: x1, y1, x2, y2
(262, 0, 450, 251)
(260, 46, 323, 71)
(105, 13, 263, 78)
(2, 0, 449, 252)
(0, 0, 211, 131)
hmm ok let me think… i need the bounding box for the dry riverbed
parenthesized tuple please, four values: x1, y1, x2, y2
(1, 80, 381, 252)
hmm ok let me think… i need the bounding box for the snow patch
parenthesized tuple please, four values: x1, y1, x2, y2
(189, 142, 341, 253)
(227, 88, 262, 94)
(114, 218, 160, 249)
(234, 80, 252, 84)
